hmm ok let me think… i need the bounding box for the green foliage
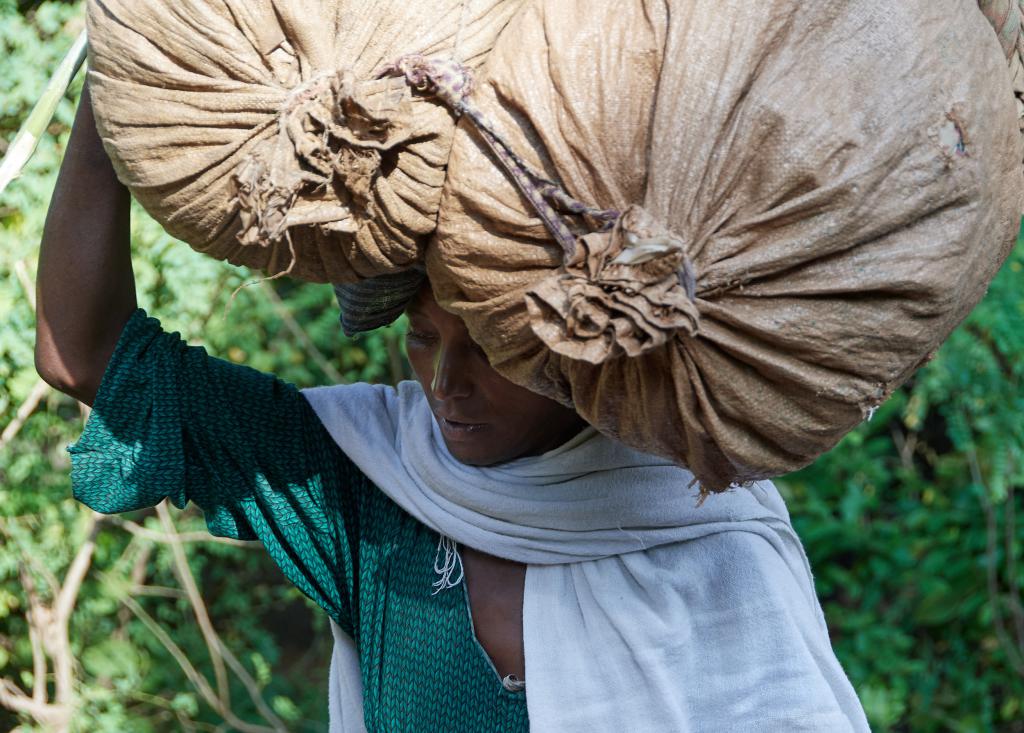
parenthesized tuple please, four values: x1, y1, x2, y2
(781, 237, 1024, 732)
(1, 2, 1023, 732)
(1, 4, 407, 731)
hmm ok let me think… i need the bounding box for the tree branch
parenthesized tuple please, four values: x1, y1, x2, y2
(0, 379, 51, 450)
(28, 623, 46, 705)
(119, 594, 278, 733)
(131, 585, 187, 599)
(156, 502, 287, 732)
(18, 537, 60, 600)
(216, 638, 286, 732)
(3, 555, 75, 731)
(0, 259, 52, 451)
(155, 502, 232, 707)
(889, 423, 918, 473)
(14, 258, 35, 310)
(259, 281, 346, 384)
(54, 512, 99, 624)
(18, 566, 47, 705)
(46, 512, 99, 710)
(116, 543, 153, 641)
(108, 515, 257, 548)
(0, 678, 60, 723)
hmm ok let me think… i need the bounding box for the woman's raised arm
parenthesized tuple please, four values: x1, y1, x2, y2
(31, 82, 361, 635)
(35, 80, 136, 405)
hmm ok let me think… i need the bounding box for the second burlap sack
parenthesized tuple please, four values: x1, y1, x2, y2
(86, 0, 523, 282)
(431, 0, 1024, 490)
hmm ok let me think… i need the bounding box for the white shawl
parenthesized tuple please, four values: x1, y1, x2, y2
(303, 382, 870, 733)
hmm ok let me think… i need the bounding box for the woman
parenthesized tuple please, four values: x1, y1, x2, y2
(36, 84, 870, 732)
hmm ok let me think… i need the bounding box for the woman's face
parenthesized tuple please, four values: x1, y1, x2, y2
(404, 285, 587, 466)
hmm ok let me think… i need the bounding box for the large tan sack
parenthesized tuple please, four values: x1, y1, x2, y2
(980, 1, 1024, 150)
(431, 0, 1024, 490)
(85, 0, 523, 282)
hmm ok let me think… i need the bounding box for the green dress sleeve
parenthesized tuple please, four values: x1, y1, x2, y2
(69, 309, 359, 631)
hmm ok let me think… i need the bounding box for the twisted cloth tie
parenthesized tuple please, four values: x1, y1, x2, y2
(383, 55, 620, 253)
(234, 70, 414, 254)
(383, 55, 702, 363)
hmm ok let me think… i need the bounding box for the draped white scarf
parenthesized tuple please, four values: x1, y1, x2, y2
(303, 382, 870, 733)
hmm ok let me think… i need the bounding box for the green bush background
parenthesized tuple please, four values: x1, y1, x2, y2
(2, 2, 1023, 731)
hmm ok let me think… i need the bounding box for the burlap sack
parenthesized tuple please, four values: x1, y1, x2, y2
(431, 0, 1024, 490)
(85, 0, 523, 283)
(981, 1, 1024, 146)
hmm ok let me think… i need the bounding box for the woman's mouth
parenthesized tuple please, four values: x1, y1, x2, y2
(438, 416, 488, 442)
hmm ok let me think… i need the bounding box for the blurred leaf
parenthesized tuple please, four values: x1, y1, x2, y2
(81, 639, 141, 681)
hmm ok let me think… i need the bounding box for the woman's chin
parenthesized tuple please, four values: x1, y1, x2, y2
(438, 430, 516, 467)
(437, 417, 506, 465)
(443, 439, 505, 467)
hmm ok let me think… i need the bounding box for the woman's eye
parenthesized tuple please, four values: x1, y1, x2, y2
(406, 329, 438, 344)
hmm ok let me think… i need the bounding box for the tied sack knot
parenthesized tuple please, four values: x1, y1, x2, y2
(381, 55, 475, 112)
(234, 69, 416, 249)
(526, 206, 700, 364)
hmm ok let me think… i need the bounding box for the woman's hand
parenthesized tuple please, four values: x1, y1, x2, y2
(35, 80, 136, 406)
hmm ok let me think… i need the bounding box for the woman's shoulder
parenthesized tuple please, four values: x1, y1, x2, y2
(301, 380, 431, 460)
(300, 382, 436, 538)
(302, 380, 425, 426)
(301, 379, 423, 401)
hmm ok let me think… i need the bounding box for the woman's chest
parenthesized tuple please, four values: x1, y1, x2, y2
(461, 546, 527, 683)
(353, 524, 529, 732)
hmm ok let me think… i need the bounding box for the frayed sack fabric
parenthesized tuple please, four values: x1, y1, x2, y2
(85, 0, 523, 283)
(430, 0, 1024, 491)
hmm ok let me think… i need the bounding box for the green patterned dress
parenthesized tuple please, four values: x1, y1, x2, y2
(70, 310, 530, 732)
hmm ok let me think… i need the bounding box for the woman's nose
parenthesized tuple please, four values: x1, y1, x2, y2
(431, 342, 473, 401)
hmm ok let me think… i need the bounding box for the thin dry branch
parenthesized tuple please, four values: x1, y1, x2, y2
(116, 542, 153, 641)
(14, 259, 35, 310)
(0, 379, 51, 450)
(0, 521, 55, 599)
(216, 639, 285, 731)
(119, 594, 278, 733)
(55, 512, 99, 625)
(155, 502, 287, 732)
(0, 512, 98, 731)
(155, 503, 232, 707)
(19, 567, 47, 705)
(28, 623, 46, 705)
(0, 679, 60, 724)
(5, 526, 60, 599)
(1, 259, 50, 450)
(889, 423, 918, 473)
(259, 281, 346, 384)
(175, 707, 201, 733)
(132, 585, 187, 599)
(49, 514, 99, 708)
(108, 515, 256, 548)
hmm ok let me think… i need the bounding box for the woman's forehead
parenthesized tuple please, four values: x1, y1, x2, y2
(405, 285, 465, 329)
(405, 282, 436, 315)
